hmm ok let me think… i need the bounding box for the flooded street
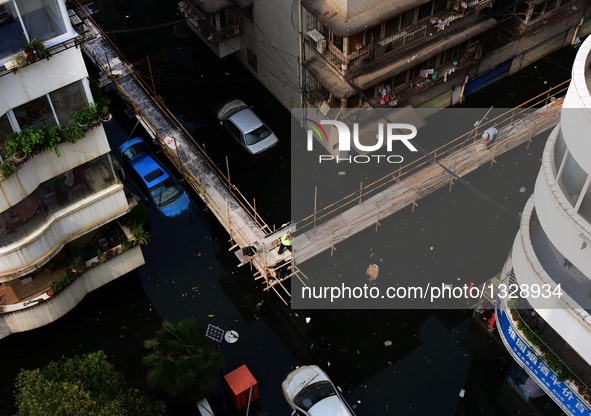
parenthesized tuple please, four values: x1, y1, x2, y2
(0, 0, 577, 414)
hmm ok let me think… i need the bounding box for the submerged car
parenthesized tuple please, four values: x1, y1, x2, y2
(217, 99, 279, 155)
(282, 365, 356, 416)
(119, 137, 190, 217)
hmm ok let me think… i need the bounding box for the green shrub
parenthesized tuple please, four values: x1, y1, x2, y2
(0, 161, 17, 178)
(49, 273, 72, 293)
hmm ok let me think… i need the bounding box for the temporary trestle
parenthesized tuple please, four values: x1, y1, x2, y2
(292, 89, 566, 266)
(71, 2, 567, 303)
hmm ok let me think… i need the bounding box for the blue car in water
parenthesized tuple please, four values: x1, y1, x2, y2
(119, 137, 190, 217)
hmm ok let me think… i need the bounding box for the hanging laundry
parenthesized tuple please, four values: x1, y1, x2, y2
(432, 70, 439, 80)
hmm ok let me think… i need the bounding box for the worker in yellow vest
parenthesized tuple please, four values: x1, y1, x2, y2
(278, 231, 293, 254)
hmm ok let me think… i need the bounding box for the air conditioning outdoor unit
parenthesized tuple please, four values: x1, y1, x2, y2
(317, 38, 326, 54)
(307, 29, 326, 54)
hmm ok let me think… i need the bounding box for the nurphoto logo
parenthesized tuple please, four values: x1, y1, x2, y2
(304, 118, 418, 164)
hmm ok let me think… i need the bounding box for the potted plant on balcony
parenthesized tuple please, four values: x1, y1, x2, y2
(21, 128, 45, 154)
(131, 223, 150, 247)
(22, 39, 48, 62)
(44, 125, 62, 155)
(0, 160, 17, 178)
(4, 132, 27, 163)
(87, 103, 101, 128)
(99, 102, 112, 122)
(71, 256, 86, 275)
(61, 123, 84, 143)
(73, 107, 91, 132)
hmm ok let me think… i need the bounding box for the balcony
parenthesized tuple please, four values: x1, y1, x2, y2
(503, 0, 581, 38)
(0, 0, 81, 78)
(0, 223, 145, 339)
(0, 174, 132, 280)
(0, 127, 111, 212)
(497, 295, 591, 414)
(308, 12, 482, 77)
(177, 0, 241, 58)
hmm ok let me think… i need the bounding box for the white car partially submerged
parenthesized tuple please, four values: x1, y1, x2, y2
(282, 365, 356, 416)
(217, 99, 279, 155)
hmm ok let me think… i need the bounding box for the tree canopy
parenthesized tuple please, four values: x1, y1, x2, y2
(14, 351, 165, 416)
(143, 317, 222, 403)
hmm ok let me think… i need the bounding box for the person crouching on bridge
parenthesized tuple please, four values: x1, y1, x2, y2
(482, 127, 498, 149)
(278, 231, 293, 255)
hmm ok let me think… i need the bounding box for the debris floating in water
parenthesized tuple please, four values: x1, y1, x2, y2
(366, 264, 379, 281)
(519, 186, 526, 193)
(384, 340, 393, 347)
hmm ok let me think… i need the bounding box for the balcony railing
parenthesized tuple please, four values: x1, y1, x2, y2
(0, 219, 141, 315)
(0, 155, 116, 249)
(309, 11, 480, 76)
(504, 0, 580, 37)
(503, 298, 591, 407)
(0, 35, 81, 79)
(178, 0, 240, 44)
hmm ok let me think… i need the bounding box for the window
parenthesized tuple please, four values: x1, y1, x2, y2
(578, 180, 591, 225)
(0, 0, 70, 62)
(384, 16, 400, 37)
(400, 9, 416, 29)
(331, 32, 343, 50)
(418, 1, 434, 20)
(19, 0, 67, 41)
(393, 71, 408, 89)
(219, 7, 236, 27)
(13, 96, 56, 130)
(432, 0, 447, 15)
(49, 81, 88, 125)
(553, 129, 567, 177)
(557, 152, 587, 207)
(367, 24, 381, 44)
(0, 81, 90, 158)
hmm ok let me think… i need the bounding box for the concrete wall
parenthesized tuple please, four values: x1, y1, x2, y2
(325, 0, 388, 18)
(236, 0, 301, 109)
(0, 246, 145, 339)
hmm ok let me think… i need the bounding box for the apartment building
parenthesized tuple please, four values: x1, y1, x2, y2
(180, 0, 591, 110)
(495, 35, 591, 415)
(0, 0, 144, 338)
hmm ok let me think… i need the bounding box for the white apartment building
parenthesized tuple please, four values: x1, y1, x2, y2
(0, 0, 144, 338)
(496, 35, 591, 415)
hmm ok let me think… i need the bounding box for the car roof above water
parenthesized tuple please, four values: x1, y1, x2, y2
(228, 107, 264, 134)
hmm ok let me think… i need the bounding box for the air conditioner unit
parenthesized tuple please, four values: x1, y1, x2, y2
(317, 38, 326, 54)
(307, 29, 326, 54)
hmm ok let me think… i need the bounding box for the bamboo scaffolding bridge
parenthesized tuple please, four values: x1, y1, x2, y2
(70, 4, 567, 304)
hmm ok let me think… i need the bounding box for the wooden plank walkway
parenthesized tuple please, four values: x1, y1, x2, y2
(292, 98, 564, 266)
(71, 5, 296, 301)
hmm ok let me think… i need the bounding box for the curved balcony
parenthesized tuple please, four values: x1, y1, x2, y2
(496, 294, 591, 414)
(0, 127, 110, 212)
(0, 178, 130, 281)
(535, 125, 591, 277)
(0, 244, 144, 339)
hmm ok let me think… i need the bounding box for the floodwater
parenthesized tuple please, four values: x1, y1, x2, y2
(0, 1, 578, 414)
